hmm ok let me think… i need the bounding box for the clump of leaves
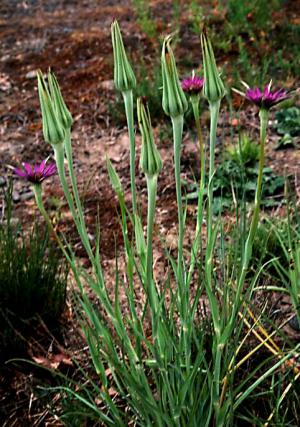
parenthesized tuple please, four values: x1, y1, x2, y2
(0, 181, 68, 359)
(226, 133, 259, 166)
(275, 108, 300, 136)
(185, 135, 284, 212)
(273, 107, 300, 149)
(252, 219, 291, 280)
(132, 0, 157, 39)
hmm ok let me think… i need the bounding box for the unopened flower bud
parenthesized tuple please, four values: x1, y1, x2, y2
(106, 155, 123, 196)
(37, 71, 65, 145)
(161, 35, 188, 118)
(134, 215, 146, 263)
(48, 70, 73, 130)
(111, 20, 136, 92)
(137, 97, 162, 177)
(201, 32, 225, 103)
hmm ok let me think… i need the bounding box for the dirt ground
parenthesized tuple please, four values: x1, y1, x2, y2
(0, 0, 300, 425)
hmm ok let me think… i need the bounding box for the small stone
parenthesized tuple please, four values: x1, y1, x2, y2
(99, 80, 114, 91)
(20, 190, 34, 201)
(25, 70, 37, 79)
(12, 191, 20, 203)
(289, 314, 300, 331)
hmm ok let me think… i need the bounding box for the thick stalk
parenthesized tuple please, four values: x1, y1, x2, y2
(204, 100, 221, 334)
(53, 143, 95, 266)
(203, 100, 222, 425)
(63, 130, 101, 271)
(122, 90, 137, 214)
(32, 184, 85, 293)
(64, 128, 86, 229)
(33, 184, 72, 266)
(172, 114, 190, 370)
(188, 99, 205, 283)
(146, 175, 159, 312)
(206, 100, 220, 243)
(145, 175, 162, 355)
(231, 109, 269, 323)
(171, 115, 185, 284)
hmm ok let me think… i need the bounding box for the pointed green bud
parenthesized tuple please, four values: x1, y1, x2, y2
(201, 32, 226, 103)
(137, 98, 162, 177)
(48, 70, 73, 130)
(161, 35, 188, 118)
(111, 20, 136, 92)
(134, 215, 146, 264)
(37, 71, 65, 145)
(106, 155, 123, 197)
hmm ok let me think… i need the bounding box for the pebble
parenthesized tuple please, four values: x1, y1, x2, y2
(25, 70, 37, 79)
(20, 190, 34, 201)
(12, 191, 20, 203)
(99, 79, 114, 91)
(289, 314, 300, 331)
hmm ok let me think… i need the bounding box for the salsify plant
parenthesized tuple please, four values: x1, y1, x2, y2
(15, 21, 300, 426)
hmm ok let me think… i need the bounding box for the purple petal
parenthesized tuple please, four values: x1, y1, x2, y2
(14, 167, 27, 178)
(263, 85, 270, 97)
(44, 163, 56, 176)
(39, 159, 47, 173)
(23, 163, 33, 175)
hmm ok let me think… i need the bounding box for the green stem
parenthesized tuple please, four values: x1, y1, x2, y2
(203, 100, 222, 425)
(146, 175, 159, 313)
(63, 130, 101, 270)
(53, 143, 95, 266)
(33, 184, 85, 293)
(207, 100, 220, 243)
(204, 100, 221, 335)
(171, 115, 185, 284)
(231, 108, 269, 324)
(123, 90, 137, 215)
(188, 98, 205, 284)
(33, 185, 70, 262)
(64, 128, 85, 228)
(213, 344, 223, 427)
(172, 114, 190, 370)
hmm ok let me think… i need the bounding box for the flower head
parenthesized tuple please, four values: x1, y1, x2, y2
(233, 81, 289, 110)
(137, 97, 162, 177)
(161, 35, 188, 118)
(48, 70, 73, 130)
(37, 71, 65, 145)
(181, 75, 204, 97)
(111, 20, 136, 92)
(14, 159, 56, 184)
(201, 32, 226, 103)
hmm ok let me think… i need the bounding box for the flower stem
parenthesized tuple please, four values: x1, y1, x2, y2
(171, 114, 185, 284)
(207, 100, 220, 243)
(146, 175, 159, 313)
(64, 128, 86, 228)
(204, 100, 221, 335)
(123, 90, 137, 215)
(53, 142, 95, 266)
(188, 98, 205, 283)
(231, 108, 269, 322)
(33, 184, 69, 261)
(204, 100, 222, 425)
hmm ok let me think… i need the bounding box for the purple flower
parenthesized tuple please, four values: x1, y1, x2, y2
(233, 81, 289, 110)
(181, 75, 204, 96)
(14, 159, 56, 184)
